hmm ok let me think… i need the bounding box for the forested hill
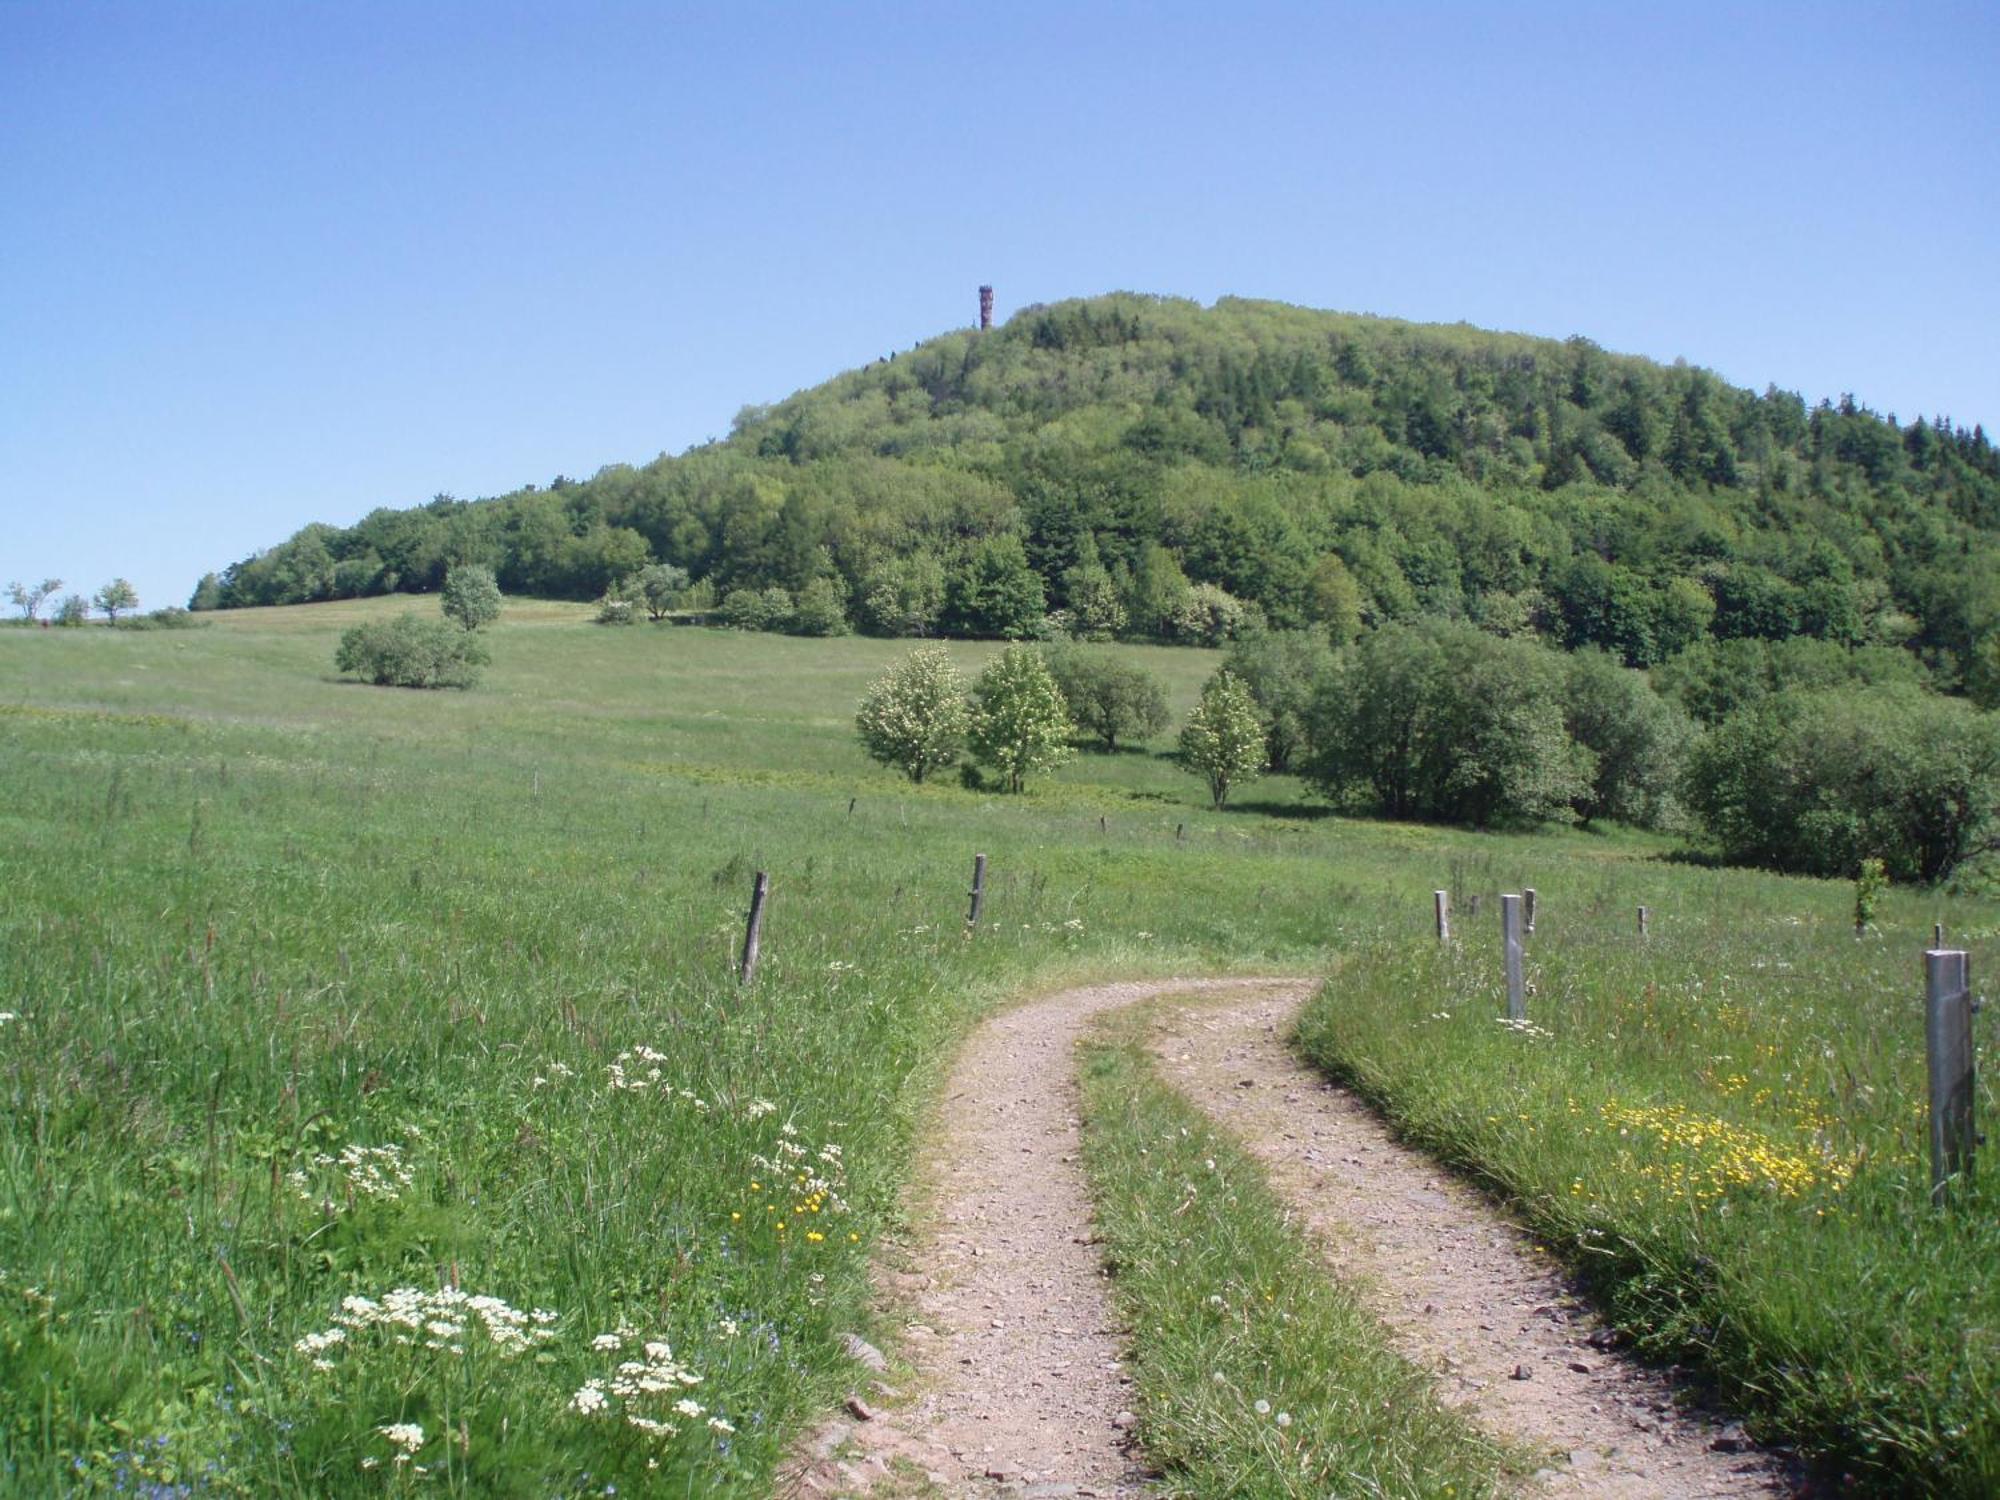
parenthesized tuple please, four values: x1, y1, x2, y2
(199, 293, 2000, 694)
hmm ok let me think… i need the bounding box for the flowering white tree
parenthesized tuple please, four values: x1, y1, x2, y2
(1178, 668, 1267, 807)
(969, 646, 1075, 793)
(855, 645, 969, 783)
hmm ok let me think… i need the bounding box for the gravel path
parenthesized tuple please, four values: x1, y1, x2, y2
(786, 977, 1296, 1497)
(786, 977, 1800, 1498)
(1152, 987, 1802, 1498)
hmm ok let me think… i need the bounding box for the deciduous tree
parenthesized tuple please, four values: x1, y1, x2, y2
(1179, 670, 1266, 808)
(855, 645, 969, 783)
(968, 646, 1074, 792)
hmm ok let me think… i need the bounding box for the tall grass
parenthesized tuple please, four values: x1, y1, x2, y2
(1296, 873, 1999, 1493)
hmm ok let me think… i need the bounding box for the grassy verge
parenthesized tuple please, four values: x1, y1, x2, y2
(1077, 1005, 1509, 1499)
(1295, 908, 1999, 1495)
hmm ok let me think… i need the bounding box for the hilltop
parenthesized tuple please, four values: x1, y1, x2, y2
(198, 293, 2000, 694)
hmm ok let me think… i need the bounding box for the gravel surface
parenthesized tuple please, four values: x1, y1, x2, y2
(1152, 987, 1804, 1498)
(785, 978, 1802, 1498)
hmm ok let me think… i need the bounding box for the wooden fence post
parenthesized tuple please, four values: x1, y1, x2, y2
(1523, 887, 1537, 934)
(1935, 922, 1945, 948)
(1637, 905, 1650, 938)
(1501, 894, 1525, 1021)
(738, 872, 769, 986)
(966, 853, 987, 929)
(1434, 889, 1450, 943)
(1926, 948, 1976, 1205)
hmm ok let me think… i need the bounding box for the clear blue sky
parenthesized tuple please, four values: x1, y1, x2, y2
(4, 1, 1996, 614)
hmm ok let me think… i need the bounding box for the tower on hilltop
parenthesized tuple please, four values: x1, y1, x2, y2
(978, 285, 994, 330)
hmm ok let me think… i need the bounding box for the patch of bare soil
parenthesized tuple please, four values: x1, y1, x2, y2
(1152, 988, 1804, 1498)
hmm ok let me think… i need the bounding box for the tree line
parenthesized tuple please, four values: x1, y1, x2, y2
(192, 294, 2000, 706)
(861, 627, 1999, 886)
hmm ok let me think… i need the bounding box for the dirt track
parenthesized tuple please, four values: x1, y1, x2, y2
(787, 978, 1797, 1498)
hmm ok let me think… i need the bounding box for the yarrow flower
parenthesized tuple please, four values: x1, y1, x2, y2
(294, 1285, 557, 1370)
(570, 1330, 713, 1443)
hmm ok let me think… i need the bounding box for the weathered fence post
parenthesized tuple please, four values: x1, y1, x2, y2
(1637, 904, 1650, 938)
(1434, 889, 1450, 943)
(1935, 922, 1945, 948)
(1523, 887, 1537, 934)
(738, 872, 769, 986)
(1501, 894, 1525, 1021)
(966, 853, 987, 930)
(1926, 948, 1976, 1206)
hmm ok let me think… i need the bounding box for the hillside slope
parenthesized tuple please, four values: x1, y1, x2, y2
(202, 293, 2000, 692)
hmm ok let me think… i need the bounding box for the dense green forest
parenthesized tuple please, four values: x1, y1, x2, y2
(198, 293, 2000, 701)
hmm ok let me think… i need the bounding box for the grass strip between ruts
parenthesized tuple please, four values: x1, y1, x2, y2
(1076, 1003, 1512, 1500)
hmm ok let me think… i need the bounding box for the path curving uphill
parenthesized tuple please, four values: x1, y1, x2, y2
(787, 977, 1797, 1498)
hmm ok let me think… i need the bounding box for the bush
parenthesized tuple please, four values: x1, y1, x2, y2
(53, 595, 89, 627)
(113, 607, 205, 631)
(789, 576, 850, 636)
(719, 587, 792, 631)
(855, 645, 969, 783)
(1680, 685, 2000, 883)
(334, 613, 489, 689)
(1178, 669, 1267, 808)
(856, 553, 945, 637)
(1304, 620, 1589, 826)
(440, 564, 502, 631)
(595, 595, 638, 626)
(968, 646, 1074, 792)
(1167, 582, 1254, 646)
(1044, 646, 1169, 751)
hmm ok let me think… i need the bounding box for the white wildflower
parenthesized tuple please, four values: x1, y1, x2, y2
(378, 1423, 424, 1454)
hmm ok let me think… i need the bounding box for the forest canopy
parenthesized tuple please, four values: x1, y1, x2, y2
(197, 293, 2000, 700)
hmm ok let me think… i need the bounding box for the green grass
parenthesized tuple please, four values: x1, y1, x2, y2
(1077, 1004, 1509, 1499)
(1296, 886, 2000, 1494)
(0, 597, 1993, 1495)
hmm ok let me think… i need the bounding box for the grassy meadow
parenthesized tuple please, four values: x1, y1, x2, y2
(0, 599, 1993, 1495)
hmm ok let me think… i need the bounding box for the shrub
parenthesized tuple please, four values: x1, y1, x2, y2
(855, 645, 969, 783)
(790, 576, 850, 636)
(1044, 646, 1169, 751)
(719, 588, 787, 631)
(1680, 685, 2000, 883)
(1167, 582, 1254, 646)
(595, 596, 638, 626)
(334, 613, 489, 689)
(113, 607, 205, 631)
(1178, 669, 1267, 808)
(440, 564, 502, 631)
(856, 553, 945, 637)
(968, 646, 1074, 792)
(53, 594, 89, 627)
